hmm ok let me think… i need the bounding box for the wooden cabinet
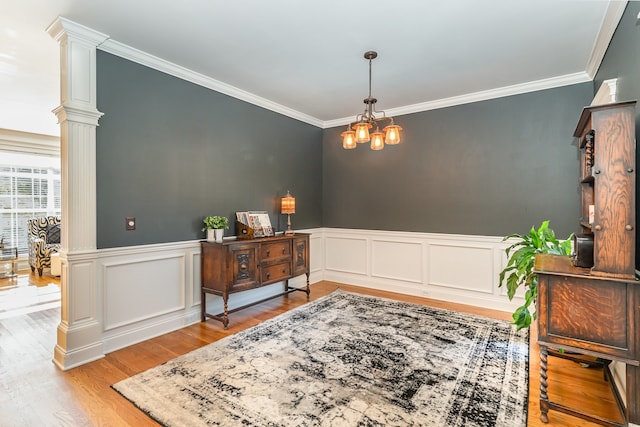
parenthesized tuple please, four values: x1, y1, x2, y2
(201, 233, 310, 328)
(575, 101, 636, 279)
(535, 101, 639, 426)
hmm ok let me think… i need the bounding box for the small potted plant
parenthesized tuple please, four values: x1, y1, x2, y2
(202, 215, 229, 243)
(499, 220, 572, 330)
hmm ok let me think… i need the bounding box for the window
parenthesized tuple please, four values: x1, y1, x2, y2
(0, 151, 61, 256)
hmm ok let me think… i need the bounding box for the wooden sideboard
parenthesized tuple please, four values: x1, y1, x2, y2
(200, 233, 310, 328)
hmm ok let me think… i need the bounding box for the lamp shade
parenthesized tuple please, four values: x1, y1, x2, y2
(383, 124, 402, 145)
(281, 191, 296, 214)
(341, 130, 357, 149)
(353, 122, 372, 143)
(370, 130, 385, 150)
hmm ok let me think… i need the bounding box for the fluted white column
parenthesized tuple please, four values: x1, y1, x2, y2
(47, 17, 107, 370)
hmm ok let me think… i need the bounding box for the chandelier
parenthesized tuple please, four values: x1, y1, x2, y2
(341, 51, 402, 150)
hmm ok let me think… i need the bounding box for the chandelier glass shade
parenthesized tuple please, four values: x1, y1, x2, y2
(342, 51, 403, 150)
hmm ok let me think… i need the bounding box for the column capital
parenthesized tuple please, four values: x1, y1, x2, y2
(53, 105, 104, 127)
(47, 17, 109, 47)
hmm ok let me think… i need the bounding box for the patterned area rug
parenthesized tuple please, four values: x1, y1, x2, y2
(113, 290, 529, 426)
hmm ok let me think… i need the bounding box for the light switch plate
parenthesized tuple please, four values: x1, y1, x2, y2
(126, 217, 135, 231)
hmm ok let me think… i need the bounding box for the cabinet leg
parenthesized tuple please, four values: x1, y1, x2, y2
(284, 279, 289, 297)
(627, 364, 640, 424)
(540, 346, 549, 423)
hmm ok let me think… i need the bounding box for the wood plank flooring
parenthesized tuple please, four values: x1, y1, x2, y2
(0, 274, 623, 426)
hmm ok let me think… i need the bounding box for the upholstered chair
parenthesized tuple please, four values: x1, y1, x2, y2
(27, 216, 61, 276)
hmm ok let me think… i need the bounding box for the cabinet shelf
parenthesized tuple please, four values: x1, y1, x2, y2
(580, 175, 594, 184)
(579, 221, 592, 230)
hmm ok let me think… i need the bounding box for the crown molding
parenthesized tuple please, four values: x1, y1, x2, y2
(323, 71, 592, 128)
(52, 5, 623, 132)
(46, 16, 109, 46)
(0, 128, 60, 156)
(99, 38, 324, 128)
(591, 78, 618, 105)
(585, 0, 628, 78)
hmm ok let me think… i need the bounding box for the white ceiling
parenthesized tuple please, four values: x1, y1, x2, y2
(0, 0, 625, 137)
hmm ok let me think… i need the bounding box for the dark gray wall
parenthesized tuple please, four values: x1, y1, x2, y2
(96, 51, 323, 249)
(97, 3, 640, 250)
(594, 1, 640, 266)
(323, 83, 594, 238)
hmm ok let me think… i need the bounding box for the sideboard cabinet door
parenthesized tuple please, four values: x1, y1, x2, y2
(228, 243, 259, 292)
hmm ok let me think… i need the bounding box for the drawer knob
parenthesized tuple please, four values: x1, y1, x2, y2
(266, 272, 270, 279)
(626, 224, 634, 231)
(594, 225, 602, 231)
(594, 169, 601, 174)
(628, 167, 635, 173)
(266, 249, 270, 256)
(282, 268, 286, 273)
(282, 247, 286, 254)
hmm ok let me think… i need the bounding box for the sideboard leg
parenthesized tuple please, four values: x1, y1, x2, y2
(200, 290, 206, 322)
(540, 345, 550, 423)
(222, 296, 229, 329)
(305, 272, 310, 298)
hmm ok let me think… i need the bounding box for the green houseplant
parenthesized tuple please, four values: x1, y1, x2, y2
(202, 216, 229, 243)
(499, 220, 572, 330)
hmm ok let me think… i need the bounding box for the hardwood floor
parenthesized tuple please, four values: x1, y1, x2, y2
(0, 275, 623, 426)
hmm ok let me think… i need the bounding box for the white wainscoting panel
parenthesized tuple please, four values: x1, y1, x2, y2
(190, 250, 201, 308)
(103, 254, 185, 330)
(371, 239, 423, 283)
(309, 232, 324, 274)
(69, 260, 97, 322)
(428, 243, 494, 293)
(97, 241, 202, 354)
(325, 236, 368, 275)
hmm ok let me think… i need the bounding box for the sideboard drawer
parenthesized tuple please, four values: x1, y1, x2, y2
(261, 241, 290, 261)
(261, 262, 291, 284)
